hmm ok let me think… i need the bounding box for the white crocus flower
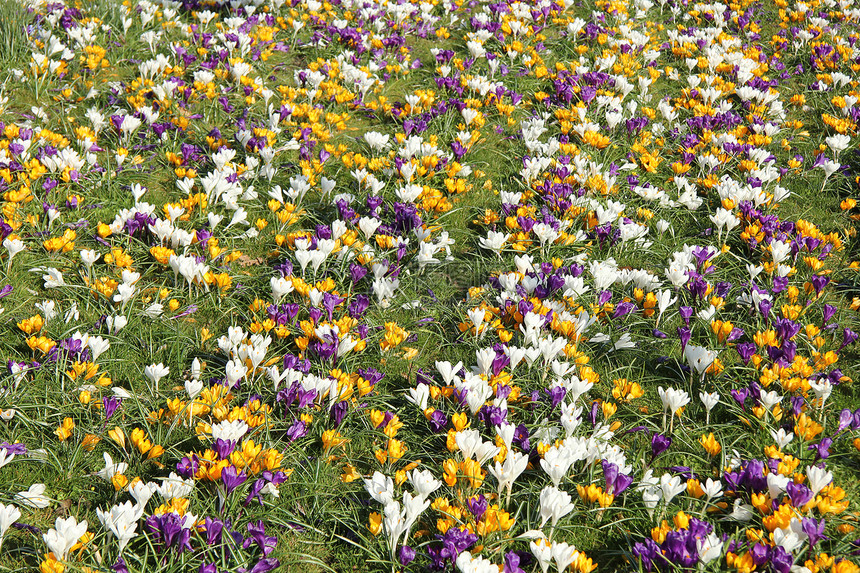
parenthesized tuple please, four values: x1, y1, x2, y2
(723, 498, 755, 522)
(96, 501, 139, 552)
(157, 473, 195, 500)
(552, 541, 580, 572)
(17, 483, 51, 509)
(488, 451, 529, 505)
(702, 478, 723, 500)
(408, 468, 441, 501)
(96, 452, 128, 481)
(659, 473, 686, 504)
(697, 532, 724, 564)
(185, 378, 203, 400)
(530, 539, 554, 573)
(4, 238, 25, 271)
(43, 516, 88, 561)
(364, 471, 394, 505)
(683, 344, 717, 379)
(699, 391, 719, 424)
(270, 275, 294, 303)
(0, 503, 21, 552)
(143, 363, 170, 393)
(658, 386, 691, 430)
(539, 485, 575, 529)
(41, 268, 65, 288)
(479, 230, 509, 255)
(770, 428, 793, 450)
(0, 448, 13, 469)
(806, 465, 832, 497)
(210, 419, 248, 442)
(825, 134, 850, 155)
(87, 336, 110, 361)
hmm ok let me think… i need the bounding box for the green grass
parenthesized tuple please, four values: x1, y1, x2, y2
(0, 0, 30, 72)
(0, 0, 859, 571)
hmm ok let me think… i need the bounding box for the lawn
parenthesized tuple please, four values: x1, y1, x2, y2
(0, 0, 859, 571)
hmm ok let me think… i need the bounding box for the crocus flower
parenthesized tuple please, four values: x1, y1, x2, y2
(43, 516, 88, 561)
(0, 503, 21, 553)
(221, 466, 247, 494)
(802, 517, 827, 548)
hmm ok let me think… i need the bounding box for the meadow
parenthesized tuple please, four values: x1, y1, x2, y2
(0, 0, 859, 570)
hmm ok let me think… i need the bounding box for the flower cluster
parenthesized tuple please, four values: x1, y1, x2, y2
(0, 0, 858, 570)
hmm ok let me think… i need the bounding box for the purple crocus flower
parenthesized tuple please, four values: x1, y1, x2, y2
(503, 552, 526, 573)
(750, 543, 770, 567)
(613, 301, 636, 319)
(468, 495, 488, 520)
(213, 439, 236, 460)
(660, 527, 701, 568)
(810, 275, 829, 295)
(735, 342, 756, 366)
(0, 441, 26, 455)
(727, 326, 745, 342)
(398, 545, 416, 566)
(842, 328, 858, 349)
(602, 460, 633, 495)
(802, 517, 827, 548)
(759, 298, 772, 320)
(427, 526, 479, 569)
(679, 306, 693, 326)
(632, 539, 659, 571)
(822, 304, 837, 324)
(512, 424, 530, 451)
(144, 513, 192, 554)
(770, 546, 793, 573)
(491, 352, 511, 377)
(791, 395, 805, 417)
(103, 396, 121, 421)
(244, 479, 267, 507)
(176, 455, 199, 479)
(221, 466, 247, 494)
(171, 304, 198, 320)
(731, 388, 749, 409)
(651, 434, 672, 459)
(478, 405, 507, 428)
(428, 409, 447, 432)
(733, 459, 767, 492)
(296, 388, 317, 409)
(321, 292, 343, 321)
(286, 420, 307, 442)
(837, 409, 854, 433)
(545, 386, 566, 410)
(677, 327, 691, 351)
(772, 276, 789, 293)
(204, 517, 226, 545)
(773, 318, 801, 341)
(808, 438, 832, 461)
(829, 369, 844, 385)
(786, 481, 813, 507)
(670, 466, 695, 480)
(589, 401, 600, 425)
(329, 401, 349, 427)
(243, 521, 277, 556)
(357, 367, 384, 386)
